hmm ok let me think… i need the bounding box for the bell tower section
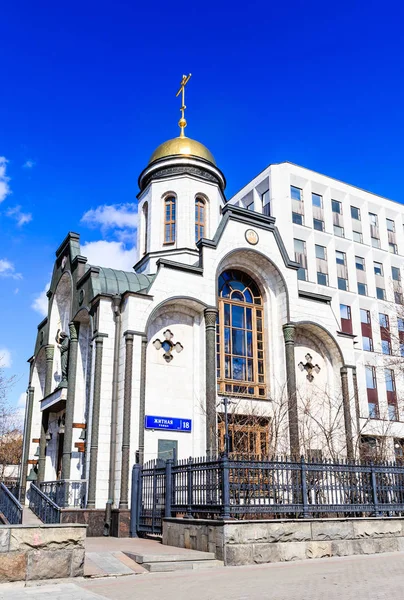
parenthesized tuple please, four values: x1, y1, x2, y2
(134, 75, 226, 274)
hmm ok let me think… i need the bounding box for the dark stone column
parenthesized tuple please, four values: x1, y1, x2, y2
(120, 331, 134, 509)
(44, 345, 54, 397)
(61, 322, 79, 481)
(138, 336, 147, 465)
(38, 345, 54, 482)
(204, 307, 218, 457)
(87, 333, 107, 508)
(283, 323, 300, 458)
(352, 366, 360, 434)
(341, 366, 354, 460)
(20, 386, 34, 503)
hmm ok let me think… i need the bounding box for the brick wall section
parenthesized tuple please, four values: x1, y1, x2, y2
(163, 518, 404, 566)
(0, 524, 86, 582)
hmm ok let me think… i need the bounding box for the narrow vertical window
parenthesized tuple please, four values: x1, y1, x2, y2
(143, 202, 148, 255)
(195, 197, 205, 242)
(164, 196, 176, 244)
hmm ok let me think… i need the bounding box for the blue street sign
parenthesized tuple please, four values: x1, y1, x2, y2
(144, 415, 192, 432)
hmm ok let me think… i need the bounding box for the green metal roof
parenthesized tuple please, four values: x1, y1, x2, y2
(92, 267, 155, 296)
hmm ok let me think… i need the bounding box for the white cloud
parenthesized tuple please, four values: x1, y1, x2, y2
(81, 203, 138, 232)
(32, 281, 50, 317)
(6, 205, 32, 226)
(22, 160, 35, 169)
(0, 156, 11, 203)
(81, 240, 136, 271)
(0, 348, 12, 368)
(0, 258, 22, 280)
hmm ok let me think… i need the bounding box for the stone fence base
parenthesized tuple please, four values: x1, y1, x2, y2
(60, 508, 130, 537)
(163, 517, 404, 566)
(0, 524, 86, 582)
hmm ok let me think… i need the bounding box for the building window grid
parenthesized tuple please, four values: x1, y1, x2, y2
(217, 270, 266, 399)
(290, 186, 302, 201)
(312, 193, 322, 208)
(313, 218, 324, 231)
(351, 206, 361, 220)
(195, 197, 205, 242)
(366, 366, 379, 419)
(164, 196, 176, 244)
(358, 282, 367, 296)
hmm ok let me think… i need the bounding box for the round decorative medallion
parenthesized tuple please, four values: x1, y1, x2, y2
(245, 229, 259, 245)
(79, 289, 85, 305)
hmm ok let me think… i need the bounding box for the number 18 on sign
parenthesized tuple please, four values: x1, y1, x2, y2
(144, 415, 192, 432)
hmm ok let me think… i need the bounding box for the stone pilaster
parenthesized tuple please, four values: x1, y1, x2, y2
(282, 323, 299, 458)
(87, 333, 107, 509)
(119, 331, 134, 509)
(20, 386, 35, 503)
(61, 322, 79, 481)
(138, 336, 147, 465)
(341, 366, 354, 460)
(44, 345, 54, 397)
(204, 307, 218, 457)
(38, 345, 54, 482)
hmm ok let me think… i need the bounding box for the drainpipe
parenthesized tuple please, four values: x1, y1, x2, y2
(104, 295, 122, 536)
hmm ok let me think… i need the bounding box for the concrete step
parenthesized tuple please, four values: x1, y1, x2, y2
(142, 559, 224, 572)
(85, 551, 146, 577)
(22, 507, 42, 525)
(133, 551, 216, 563)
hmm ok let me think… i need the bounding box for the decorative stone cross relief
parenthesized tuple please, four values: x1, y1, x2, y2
(298, 353, 321, 382)
(153, 330, 184, 363)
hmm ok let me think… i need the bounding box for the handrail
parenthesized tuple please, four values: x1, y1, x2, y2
(29, 483, 61, 523)
(0, 482, 23, 524)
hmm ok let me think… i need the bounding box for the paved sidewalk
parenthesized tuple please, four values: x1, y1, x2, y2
(2, 552, 404, 599)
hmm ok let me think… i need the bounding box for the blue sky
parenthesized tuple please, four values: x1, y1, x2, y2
(1, 0, 404, 412)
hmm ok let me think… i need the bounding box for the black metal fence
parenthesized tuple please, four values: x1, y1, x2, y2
(0, 482, 23, 524)
(29, 483, 61, 524)
(131, 456, 404, 536)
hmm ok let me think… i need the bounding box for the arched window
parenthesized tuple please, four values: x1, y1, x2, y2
(195, 197, 205, 242)
(217, 270, 266, 398)
(164, 196, 176, 244)
(143, 202, 148, 255)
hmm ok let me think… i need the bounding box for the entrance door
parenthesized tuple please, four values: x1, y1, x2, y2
(56, 433, 64, 480)
(158, 439, 178, 462)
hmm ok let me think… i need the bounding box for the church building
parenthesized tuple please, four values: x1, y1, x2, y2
(21, 75, 404, 533)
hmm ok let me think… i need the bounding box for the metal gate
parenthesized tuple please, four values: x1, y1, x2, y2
(132, 460, 166, 536)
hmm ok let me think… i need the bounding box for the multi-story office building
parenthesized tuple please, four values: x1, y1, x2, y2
(231, 161, 404, 461)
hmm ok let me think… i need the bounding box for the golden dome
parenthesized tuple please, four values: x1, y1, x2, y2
(148, 135, 216, 166)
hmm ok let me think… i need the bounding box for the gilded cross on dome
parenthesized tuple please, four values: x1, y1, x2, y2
(298, 353, 321, 382)
(176, 73, 192, 137)
(153, 330, 184, 363)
